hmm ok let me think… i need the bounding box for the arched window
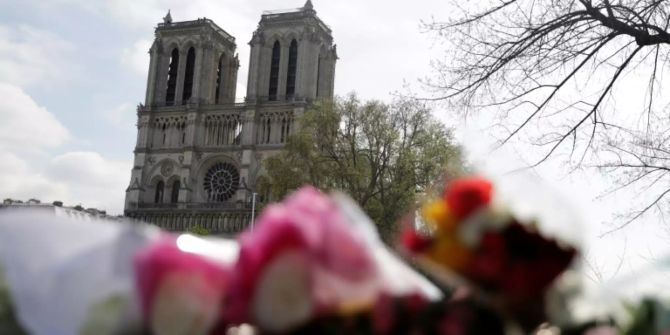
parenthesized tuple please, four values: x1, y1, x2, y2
(316, 55, 322, 97)
(280, 117, 287, 142)
(268, 41, 281, 101)
(280, 116, 291, 142)
(165, 48, 179, 105)
(182, 47, 196, 103)
(155, 181, 165, 204)
(266, 118, 272, 143)
(286, 40, 298, 98)
(285, 116, 291, 136)
(215, 54, 225, 104)
(233, 122, 242, 145)
(162, 124, 167, 146)
(171, 180, 180, 203)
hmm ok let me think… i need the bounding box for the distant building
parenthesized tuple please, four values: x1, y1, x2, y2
(0, 200, 119, 222)
(124, 0, 337, 234)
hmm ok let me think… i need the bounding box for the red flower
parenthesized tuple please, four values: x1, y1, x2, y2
(462, 221, 575, 301)
(444, 176, 493, 220)
(500, 222, 576, 300)
(438, 304, 472, 335)
(406, 292, 428, 311)
(372, 294, 396, 335)
(463, 232, 506, 289)
(401, 228, 433, 253)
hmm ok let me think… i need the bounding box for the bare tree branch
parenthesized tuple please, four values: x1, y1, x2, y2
(426, 0, 670, 228)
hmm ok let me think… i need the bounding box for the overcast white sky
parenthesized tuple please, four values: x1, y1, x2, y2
(0, 0, 440, 213)
(1, 0, 669, 293)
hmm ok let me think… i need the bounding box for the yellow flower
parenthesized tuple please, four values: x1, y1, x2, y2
(337, 299, 373, 316)
(422, 200, 457, 233)
(428, 235, 471, 271)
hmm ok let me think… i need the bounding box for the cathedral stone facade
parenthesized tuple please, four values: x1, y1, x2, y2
(124, 1, 337, 234)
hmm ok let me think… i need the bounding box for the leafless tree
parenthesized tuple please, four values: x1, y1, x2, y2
(426, 0, 670, 232)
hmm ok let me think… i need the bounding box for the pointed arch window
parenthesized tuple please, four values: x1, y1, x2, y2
(215, 54, 225, 104)
(280, 117, 288, 142)
(286, 40, 298, 98)
(285, 117, 291, 137)
(180, 122, 186, 144)
(162, 124, 167, 145)
(155, 181, 165, 204)
(171, 180, 180, 203)
(182, 47, 196, 103)
(268, 41, 281, 101)
(165, 48, 179, 105)
(316, 55, 322, 97)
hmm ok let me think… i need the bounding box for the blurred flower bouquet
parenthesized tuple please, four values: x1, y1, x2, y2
(1, 176, 670, 334)
(402, 176, 578, 331)
(219, 186, 441, 334)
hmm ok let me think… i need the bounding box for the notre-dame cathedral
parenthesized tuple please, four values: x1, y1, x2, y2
(124, 1, 337, 234)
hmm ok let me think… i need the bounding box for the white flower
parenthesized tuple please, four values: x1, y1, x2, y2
(252, 250, 313, 333)
(150, 272, 221, 335)
(458, 206, 513, 247)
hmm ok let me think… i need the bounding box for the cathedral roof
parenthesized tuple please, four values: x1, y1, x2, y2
(260, 1, 330, 34)
(157, 16, 236, 46)
(262, 0, 317, 16)
(304, 0, 314, 10)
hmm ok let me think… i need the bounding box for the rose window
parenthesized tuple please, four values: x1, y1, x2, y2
(203, 162, 240, 202)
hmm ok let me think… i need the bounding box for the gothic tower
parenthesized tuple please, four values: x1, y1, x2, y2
(146, 12, 240, 107)
(246, 0, 337, 102)
(124, 1, 337, 235)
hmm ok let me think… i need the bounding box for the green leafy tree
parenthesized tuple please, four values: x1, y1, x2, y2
(264, 93, 463, 240)
(188, 224, 210, 236)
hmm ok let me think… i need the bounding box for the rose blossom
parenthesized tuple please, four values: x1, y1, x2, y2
(443, 176, 493, 220)
(134, 235, 230, 335)
(224, 187, 378, 332)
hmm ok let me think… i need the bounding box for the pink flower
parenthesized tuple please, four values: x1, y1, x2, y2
(134, 235, 230, 335)
(224, 186, 378, 332)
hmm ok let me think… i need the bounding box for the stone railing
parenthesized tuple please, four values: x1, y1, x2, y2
(131, 201, 250, 211)
(260, 11, 331, 33)
(145, 99, 248, 110)
(262, 7, 303, 15)
(126, 209, 253, 235)
(157, 18, 235, 44)
(186, 202, 251, 210)
(137, 203, 179, 209)
(246, 95, 308, 104)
